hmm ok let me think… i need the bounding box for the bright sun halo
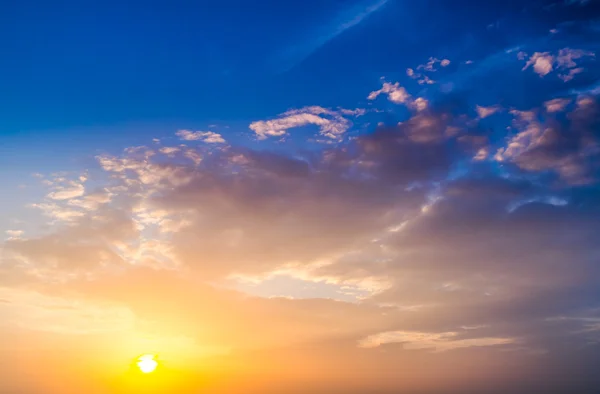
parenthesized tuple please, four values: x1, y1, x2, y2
(136, 354, 158, 374)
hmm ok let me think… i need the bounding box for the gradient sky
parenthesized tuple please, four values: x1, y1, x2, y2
(2, 0, 600, 393)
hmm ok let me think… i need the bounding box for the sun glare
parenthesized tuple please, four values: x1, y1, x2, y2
(136, 354, 158, 374)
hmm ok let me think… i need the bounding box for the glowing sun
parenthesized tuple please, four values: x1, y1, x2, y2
(136, 354, 158, 374)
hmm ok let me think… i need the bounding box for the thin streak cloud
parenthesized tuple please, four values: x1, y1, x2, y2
(272, 0, 390, 72)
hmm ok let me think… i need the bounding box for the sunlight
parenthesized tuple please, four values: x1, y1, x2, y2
(136, 354, 158, 374)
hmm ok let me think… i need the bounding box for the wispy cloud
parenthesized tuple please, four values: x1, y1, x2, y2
(273, 0, 390, 72)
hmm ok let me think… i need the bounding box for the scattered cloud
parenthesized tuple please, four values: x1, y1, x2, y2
(368, 82, 410, 104)
(5, 230, 23, 239)
(358, 330, 516, 352)
(368, 81, 429, 112)
(406, 57, 451, 85)
(544, 98, 571, 113)
(475, 105, 502, 119)
(521, 48, 595, 81)
(272, 0, 390, 72)
(522, 52, 554, 76)
(249, 106, 358, 140)
(176, 130, 226, 143)
(495, 97, 600, 184)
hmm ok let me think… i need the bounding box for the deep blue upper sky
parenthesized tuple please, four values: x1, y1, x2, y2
(2, 0, 595, 130)
(1, 0, 599, 171)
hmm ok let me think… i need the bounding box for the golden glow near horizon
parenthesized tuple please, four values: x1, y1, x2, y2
(136, 354, 159, 374)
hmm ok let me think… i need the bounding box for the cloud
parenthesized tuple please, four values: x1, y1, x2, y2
(494, 97, 600, 184)
(367, 82, 410, 104)
(5, 230, 23, 239)
(544, 98, 571, 113)
(406, 57, 451, 85)
(272, 0, 390, 72)
(522, 52, 554, 76)
(416, 57, 451, 72)
(521, 48, 595, 81)
(46, 178, 86, 201)
(358, 330, 515, 352)
(159, 146, 181, 156)
(176, 130, 226, 143)
(249, 106, 357, 140)
(368, 82, 429, 112)
(475, 105, 501, 119)
(5, 74, 600, 394)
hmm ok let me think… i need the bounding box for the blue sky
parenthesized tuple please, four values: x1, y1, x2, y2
(3, 1, 600, 393)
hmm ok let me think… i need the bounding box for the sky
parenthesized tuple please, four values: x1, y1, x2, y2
(2, 0, 600, 393)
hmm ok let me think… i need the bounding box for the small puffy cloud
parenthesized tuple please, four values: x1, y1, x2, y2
(176, 130, 226, 143)
(406, 57, 450, 85)
(521, 48, 594, 81)
(418, 75, 435, 85)
(67, 190, 112, 211)
(412, 97, 428, 112)
(544, 98, 571, 113)
(338, 108, 367, 116)
(44, 175, 86, 201)
(417, 57, 449, 72)
(522, 52, 554, 76)
(558, 67, 584, 82)
(249, 106, 354, 140)
(47, 184, 85, 200)
(368, 83, 430, 113)
(159, 146, 181, 156)
(473, 147, 490, 161)
(5, 230, 23, 239)
(476, 105, 501, 119)
(368, 82, 411, 104)
(556, 48, 594, 68)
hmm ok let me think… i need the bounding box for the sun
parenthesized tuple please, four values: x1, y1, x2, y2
(136, 354, 158, 374)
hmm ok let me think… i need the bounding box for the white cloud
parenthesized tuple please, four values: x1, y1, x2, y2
(544, 98, 571, 113)
(249, 106, 354, 140)
(358, 330, 515, 352)
(339, 108, 367, 116)
(159, 146, 181, 156)
(418, 75, 435, 85)
(418, 58, 436, 71)
(176, 130, 226, 143)
(558, 67, 584, 82)
(521, 48, 594, 81)
(47, 181, 85, 201)
(29, 202, 85, 222)
(67, 190, 112, 211)
(473, 147, 489, 161)
(556, 48, 594, 69)
(522, 52, 554, 76)
(5, 230, 24, 239)
(412, 97, 428, 112)
(475, 105, 501, 119)
(368, 82, 411, 104)
(440, 59, 451, 67)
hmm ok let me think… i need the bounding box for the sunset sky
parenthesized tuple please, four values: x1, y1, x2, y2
(2, 0, 600, 393)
